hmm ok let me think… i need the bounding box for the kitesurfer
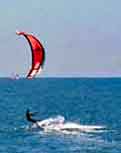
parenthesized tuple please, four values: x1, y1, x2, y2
(26, 109, 65, 129)
(25, 109, 106, 133)
(26, 109, 37, 123)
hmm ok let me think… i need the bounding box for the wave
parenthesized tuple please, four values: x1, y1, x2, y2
(26, 115, 106, 134)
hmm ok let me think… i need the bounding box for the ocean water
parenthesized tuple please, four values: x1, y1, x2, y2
(0, 78, 121, 153)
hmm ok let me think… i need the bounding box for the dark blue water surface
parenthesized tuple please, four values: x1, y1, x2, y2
(0, 78, 121, 153)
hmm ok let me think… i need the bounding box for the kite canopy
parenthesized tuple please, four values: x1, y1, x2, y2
(16, 31, 45, 79)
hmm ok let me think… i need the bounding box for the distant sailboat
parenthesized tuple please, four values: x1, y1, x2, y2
(10, 73, 20, 80)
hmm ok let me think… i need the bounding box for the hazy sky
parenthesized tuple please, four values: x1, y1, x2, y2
(0, 0, 121, 77)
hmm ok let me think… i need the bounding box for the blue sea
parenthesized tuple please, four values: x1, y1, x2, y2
(0, 78, 121, 153)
